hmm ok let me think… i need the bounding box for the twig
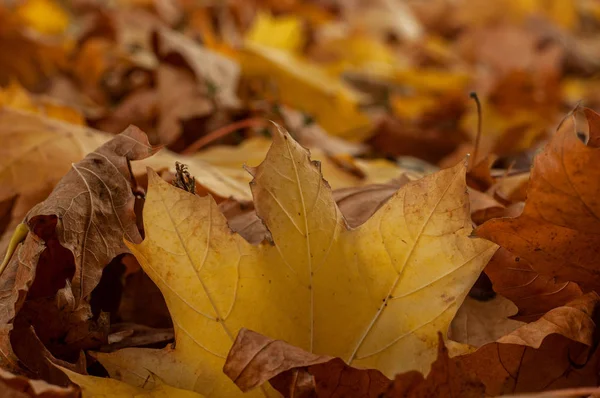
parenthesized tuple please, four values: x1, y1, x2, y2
(181, 117, 268, 155)
(469, 92, 483, 170)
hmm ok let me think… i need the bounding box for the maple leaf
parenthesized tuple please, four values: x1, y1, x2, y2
(69, 126, 497, 396)
(477, 107, 600, 291)
(484, 248, 583, 322)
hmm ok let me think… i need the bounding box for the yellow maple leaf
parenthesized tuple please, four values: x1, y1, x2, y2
(65, 126, 497, 397)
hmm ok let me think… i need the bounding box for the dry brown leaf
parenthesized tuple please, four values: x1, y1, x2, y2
(24, 125, 156, 305)
(469, 188, 506, 225)
(485, 248, 583, 322)
(0, 367, 77, 398)
(477, 108, 600, 291)
(383, 334, 485, 398)
(333, 176, 411, 227)
(449, 295, 525, 348)
(224, 329, 485, 398)
(456, 293, 600, 396)
(0, 125, 157, 362)
(0, 325, 24, 375)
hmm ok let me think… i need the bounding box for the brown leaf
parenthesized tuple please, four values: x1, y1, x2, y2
(469, 188, 505, 225)
(369, 116, 462, 164)
(333, 176, 410, 228)
(383, 334, 485, 398)
(0, 125, 157, 362)
(9, 325, 86, 386)
(485, 248, 583, 322)
(0, 325, 25, 375)
(477, 108, 600, 291)
(25, 125, 157, 305)
(153, 28, 240, 145)
(449, 295, 524, 348)
(223, 328, 389, 397)
(467, 155, 497, 192)
(0, 367, 77, 398)
(455, 293, 600, 396)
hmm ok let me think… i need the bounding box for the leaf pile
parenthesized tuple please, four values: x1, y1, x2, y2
(2, 1, 600, 398)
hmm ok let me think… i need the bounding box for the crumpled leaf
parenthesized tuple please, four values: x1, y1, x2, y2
(223, 329, 484, 398)
(24, 125, 156, 304)
(449, 295, 525, 348)
(456, 293, 600, 396)
(477, 107, 600, 291)
(86, 126, 496, 396)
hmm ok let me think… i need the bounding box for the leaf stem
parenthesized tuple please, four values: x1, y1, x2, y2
(469, 92, 482, 170)
(181, 117, 268, 155)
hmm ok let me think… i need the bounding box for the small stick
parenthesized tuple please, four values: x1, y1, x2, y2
(182, 117, 268, 155)
(469, 92, 483, 170)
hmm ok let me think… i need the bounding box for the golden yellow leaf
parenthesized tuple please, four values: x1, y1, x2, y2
(15, 0, 70, 35)
(81, 126, 496, 397)
(61, 367, 205, 398)
(238, 42, 372, 141)
(193, 136, 406, 190)
(246, 12, 305, 52)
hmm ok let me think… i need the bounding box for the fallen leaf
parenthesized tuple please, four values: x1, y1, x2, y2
(456, 293, 600, 396)
(15, 0, 70, 36)
(62, 367, 205, 398)
(245, 11, 305, 53)
(0, 107, 254, 207)
(154, 28, 240, 109)
(86, 126, 496, 396)
(449, 295, 525, 348)
(0, 367, 77, 398)
(223, 329, 484, 398)
(0, 8, 66, 88)
(484, 248, 583, 322)
(477, 108, 600, 291)
(239, 42, 372, 140)
(24, 125, 156, 304)
(383, 334, 485, 398)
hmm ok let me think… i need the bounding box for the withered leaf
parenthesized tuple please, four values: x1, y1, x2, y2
(383, 334, 485, 398)
(456, 293, 600, 396)
(224, 329, 485, 398)
(485, 248, 583, 322)
(0, 367, 77, 398)
(24, 125, 157, 305)
(478, 107, 600, 291)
